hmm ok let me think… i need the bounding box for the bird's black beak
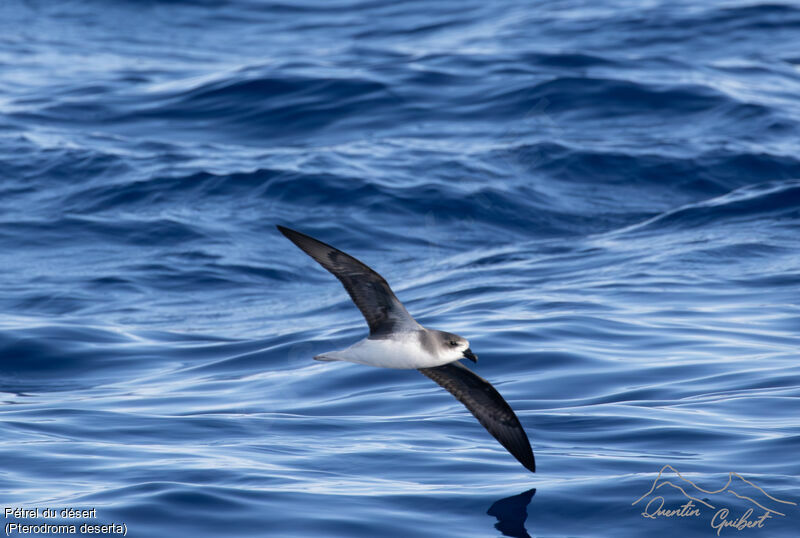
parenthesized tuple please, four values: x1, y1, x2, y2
(463, 348, 478, 362)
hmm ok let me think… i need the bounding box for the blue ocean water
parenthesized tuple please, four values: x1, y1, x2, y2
(1, 1, 799, 536)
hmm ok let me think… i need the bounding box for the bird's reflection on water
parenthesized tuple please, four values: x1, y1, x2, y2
(486, 488, 536, 538)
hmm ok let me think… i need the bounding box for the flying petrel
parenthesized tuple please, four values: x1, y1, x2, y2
(277, 225, 535, 473)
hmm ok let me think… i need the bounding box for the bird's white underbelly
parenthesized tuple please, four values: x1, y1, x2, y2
(320, 336, 452, 369)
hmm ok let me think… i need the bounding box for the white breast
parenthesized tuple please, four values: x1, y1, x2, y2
(323, 334, 452, 369)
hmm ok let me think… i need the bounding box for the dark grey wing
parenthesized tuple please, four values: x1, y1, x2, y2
(277, 225, 419, 337)
(418, 361, 535, 473)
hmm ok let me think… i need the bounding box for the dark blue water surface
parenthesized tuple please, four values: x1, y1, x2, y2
(1, 1, 799, 537)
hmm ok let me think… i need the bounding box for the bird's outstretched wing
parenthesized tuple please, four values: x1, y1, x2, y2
(418, 361, 535, 473)
(277, 225, 420, 337)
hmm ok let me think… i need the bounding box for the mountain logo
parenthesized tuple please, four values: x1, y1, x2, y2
(632, 465, 795, 535)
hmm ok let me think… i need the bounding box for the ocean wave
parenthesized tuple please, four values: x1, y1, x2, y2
(622, 179, 800, 233)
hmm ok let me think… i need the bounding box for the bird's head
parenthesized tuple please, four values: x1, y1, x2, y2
(434, 330, 478, 363)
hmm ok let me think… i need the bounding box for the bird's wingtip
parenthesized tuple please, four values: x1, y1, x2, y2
(526, 459, 536, 473)
(514, 445, 536, 473)
(276, 225, 304, 242)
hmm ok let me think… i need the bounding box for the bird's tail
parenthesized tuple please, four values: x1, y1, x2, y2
(313, 353, 345, 362)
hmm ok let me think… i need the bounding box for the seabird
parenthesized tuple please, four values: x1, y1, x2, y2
(277, 225, 535, 473)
